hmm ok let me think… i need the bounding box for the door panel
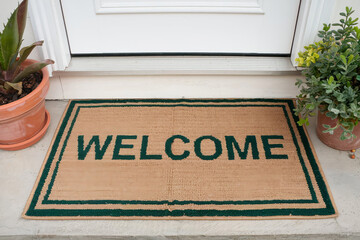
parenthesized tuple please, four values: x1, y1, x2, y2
(61, 0, 300, 54)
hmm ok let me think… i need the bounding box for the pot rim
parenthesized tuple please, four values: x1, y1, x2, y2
(0, 59, 49, 113)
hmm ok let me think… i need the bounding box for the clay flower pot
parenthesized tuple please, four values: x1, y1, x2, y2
(0, 59, 51, 151)
(316, 111, 360, 151)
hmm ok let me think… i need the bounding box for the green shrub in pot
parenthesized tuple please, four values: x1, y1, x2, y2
(294, 7, 360, 141)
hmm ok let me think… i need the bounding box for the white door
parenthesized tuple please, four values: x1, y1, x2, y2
(61, 0, 300, 55)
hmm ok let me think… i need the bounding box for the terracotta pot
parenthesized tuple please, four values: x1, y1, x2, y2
(0, 59, 51, 151)
(316, 111, 360, 151)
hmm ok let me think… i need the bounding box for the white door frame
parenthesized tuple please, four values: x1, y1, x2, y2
(28, 0, 335, 73)
(28, 0, 71, 73)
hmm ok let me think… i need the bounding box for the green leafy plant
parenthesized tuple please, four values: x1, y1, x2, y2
(294, 7, 360, 140)
(0, 0, 54, 96)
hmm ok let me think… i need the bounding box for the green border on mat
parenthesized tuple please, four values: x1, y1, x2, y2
(43, 104, 316, 205)
(25, 99, 336, 217)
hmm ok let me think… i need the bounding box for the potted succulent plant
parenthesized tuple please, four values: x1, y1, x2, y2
(294, 7, 360, 151)
(0, 0, 54, 150)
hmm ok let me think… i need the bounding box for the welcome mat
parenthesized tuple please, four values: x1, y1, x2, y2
(23, 99, 337, 219)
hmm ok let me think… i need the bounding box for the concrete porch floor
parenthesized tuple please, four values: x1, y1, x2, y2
(0, 100, 359, 239)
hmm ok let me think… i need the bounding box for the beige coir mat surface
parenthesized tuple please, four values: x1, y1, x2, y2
(23, 99, 337, 219)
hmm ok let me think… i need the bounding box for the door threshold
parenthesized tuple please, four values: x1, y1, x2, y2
(56, 56, 298, 76)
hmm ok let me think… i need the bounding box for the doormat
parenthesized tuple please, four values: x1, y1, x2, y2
(23, 99, 337, 220)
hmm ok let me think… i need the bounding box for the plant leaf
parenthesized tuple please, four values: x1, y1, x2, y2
(340, 131, 348, 140)
(12, 59, 54, 83)
(4, 81, 22, 95)
(326, 111, 337, 120)
(330, 108, 340, 114)
(340, 55, 347, 65)
(0, 36, 4, 70)
(323, 129, 334, 135)
(323, 98, 332, 104)
(10, 41, 43, 74)
(297, 118, 309, 126)
(306, 103, 315, 110)
(16, 0, 28, 42)
(347, 54, 354, 64)
(0, 7, 20, 70)
(19, 41, 43, 63)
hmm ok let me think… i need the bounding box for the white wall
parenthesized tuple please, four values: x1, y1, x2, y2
(0, 0, 41, 60)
